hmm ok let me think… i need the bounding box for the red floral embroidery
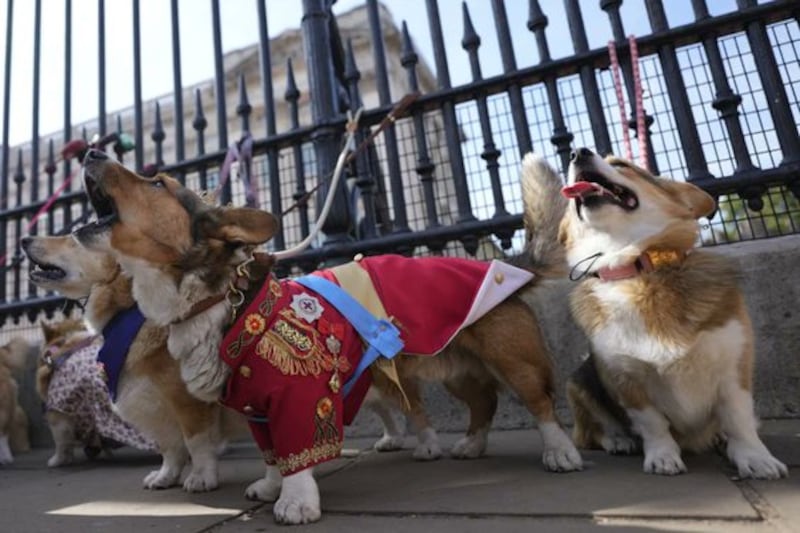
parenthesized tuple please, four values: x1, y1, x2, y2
(244, 313, 266, 336)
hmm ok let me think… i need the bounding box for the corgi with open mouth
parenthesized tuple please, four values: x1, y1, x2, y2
(525, 147, 786, 479)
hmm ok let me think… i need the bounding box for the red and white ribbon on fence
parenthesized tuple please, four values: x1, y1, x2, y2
(607, 35, 649, 171)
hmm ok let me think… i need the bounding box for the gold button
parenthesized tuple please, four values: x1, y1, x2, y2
(239, 365, 252, 378)
(353, 253, 364, 262)
(494, 273, 505, 284)
(243, 405, 254, 414)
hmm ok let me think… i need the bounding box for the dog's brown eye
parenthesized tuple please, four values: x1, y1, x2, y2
(151, 180, 165, 189)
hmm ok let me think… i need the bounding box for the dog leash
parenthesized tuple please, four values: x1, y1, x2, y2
(608, 36, 649, 171)
(279, 93, 419, 220)
(272, 93, 418, 262)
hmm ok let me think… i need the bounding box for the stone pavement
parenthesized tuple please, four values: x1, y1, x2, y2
(1, 421, 798, 533)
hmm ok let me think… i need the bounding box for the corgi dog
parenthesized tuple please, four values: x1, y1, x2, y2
(23, 234, 247, 490)
(524, 147, 787, 479)
(73, 149, 582, 525)
(35, 318, 156, 465)
(0, 337, 31, 464)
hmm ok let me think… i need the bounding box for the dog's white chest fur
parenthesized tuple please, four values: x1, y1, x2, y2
(590, 283, 748, 429)
(590, 283, 687, 368)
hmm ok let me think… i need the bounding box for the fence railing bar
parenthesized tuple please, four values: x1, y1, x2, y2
(491, 0, 533, 155)
(152, 101, 165, 169)
(256, 0, 285, 250)
(302, 0, 351, 246)
(132, 0, 144, 172)
(344, 39, 377, 240)
(211, 0, 231, 204)
(737, 0, 800, 166)
(170, 0, 185, 182)
(528, 0, 573, 172)
(63, 0, 75, 202)
(96, 0, 106, 137)
(286, 57, 310, 241)
(27, 0, 43, 299)
(13, 150, 25, 301)
(45, 140, 55, 236)
(565, 0, 611, 155)
(462, 3, 511, 246)
(192, 88, 208, 191)
(30, 0, 42, 208)
(366, 0, 410, 233)
(282, 213, 525, 267)
(401, 21, 441, 239)
(645, 0, 712, 182)
(237, 73, 251, 135)
(426, 0, 476, 244)
(695, 5, 755, 175)
(0, 0, 15, 302)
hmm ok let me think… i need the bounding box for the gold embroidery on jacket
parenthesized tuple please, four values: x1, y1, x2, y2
(275, 442, 342, 475)
(275, 397, 341, 475)
(225, 278, 283, 360)
(313, 397, 339, 445)
(257, 309, 351, 377)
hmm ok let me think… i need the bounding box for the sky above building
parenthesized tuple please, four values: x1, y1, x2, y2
(0, 0, 749, 146)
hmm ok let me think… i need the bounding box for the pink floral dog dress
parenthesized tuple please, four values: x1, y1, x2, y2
(45, 335, 156, 451)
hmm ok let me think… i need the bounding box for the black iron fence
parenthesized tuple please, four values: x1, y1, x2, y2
(0, 0, 799, 328)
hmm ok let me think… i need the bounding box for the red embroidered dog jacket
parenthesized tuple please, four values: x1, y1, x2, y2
(219, 255, 533, 476)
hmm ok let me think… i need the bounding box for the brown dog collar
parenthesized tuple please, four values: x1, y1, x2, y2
(170, 252, 276, 326)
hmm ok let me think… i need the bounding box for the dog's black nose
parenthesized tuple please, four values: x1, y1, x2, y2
(570, 147, 594, 163)
(83, 149, 109, 163)
(20, 236, 32, 250)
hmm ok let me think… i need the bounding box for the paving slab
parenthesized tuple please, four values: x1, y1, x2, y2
(319, 431, 758, 520)
(0, 443, 345, 533)
(3, 425, 798, 533)
(210, 511, 772, 533)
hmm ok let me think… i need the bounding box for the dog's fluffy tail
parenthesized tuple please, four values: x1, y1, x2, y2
(512, 153, 567, 278)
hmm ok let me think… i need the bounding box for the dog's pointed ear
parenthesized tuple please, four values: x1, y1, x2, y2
(661, 180, 716, 219)
(195, 207, 279, 245)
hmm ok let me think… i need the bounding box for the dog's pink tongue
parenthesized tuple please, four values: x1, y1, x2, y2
(562, 181, 601, 199)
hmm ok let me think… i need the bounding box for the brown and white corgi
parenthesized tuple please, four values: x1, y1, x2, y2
(73, 149, 582, 525)
(23, 234, 248, 490)
(524, 147, 787, 479)
(0, 336, 31, 464)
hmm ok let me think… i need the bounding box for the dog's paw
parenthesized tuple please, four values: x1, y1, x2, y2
(273, 494, 322, 525)
(272, 470, 321, 525)
(412, 427, 442, 461)
(601, 434, 639, 455)
(731, 448, 788, 480)
(0, 451, 14, 465)
(374, 434, 405, 452)
(643, 449, 687, 475)
(183, 471, 219, 492)
(542, 445, 584, 472)
(539, 423, 583, 472)
(47, 453, 73, 467)
(143, 469, 181, 489)
(246, 477, 281, 502)
(450, 432, 488, 459)
(412, 441, 443, 461)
